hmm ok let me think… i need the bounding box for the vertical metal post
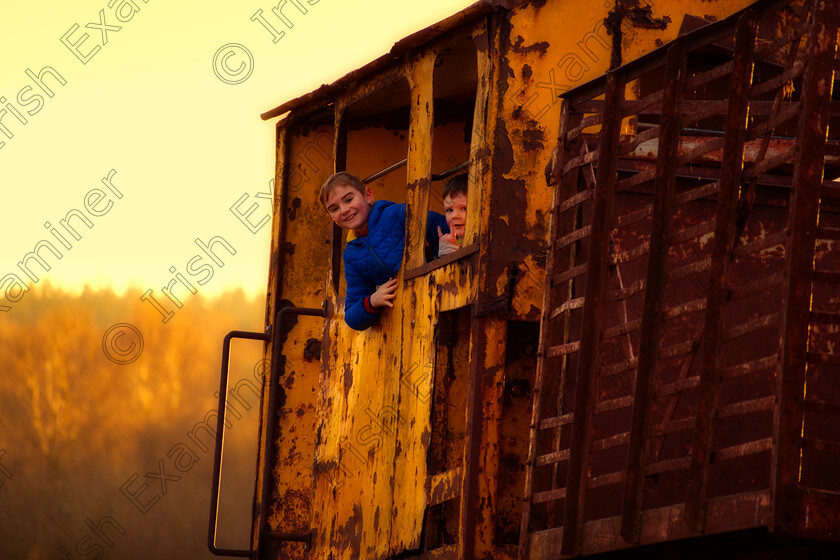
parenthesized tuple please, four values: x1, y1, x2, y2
(685, 9, 758, 532)
(561, 69, 625, 556)
(773, 0, 838, 536)
(518, 98, 583, 557)
(621, 39, 687, 543)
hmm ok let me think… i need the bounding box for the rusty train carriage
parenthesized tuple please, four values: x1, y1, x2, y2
(208, 0, 840, 558)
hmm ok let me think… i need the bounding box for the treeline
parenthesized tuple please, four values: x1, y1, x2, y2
(0, 285, 267, 560)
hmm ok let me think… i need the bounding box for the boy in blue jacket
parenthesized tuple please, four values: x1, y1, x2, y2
(320, 172, 449, 331)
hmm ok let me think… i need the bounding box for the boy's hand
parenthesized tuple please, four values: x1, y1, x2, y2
(437, 226, 458, 245)
(370, 278, 398, 309)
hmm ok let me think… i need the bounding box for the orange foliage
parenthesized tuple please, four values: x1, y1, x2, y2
(0, 286, 266, 559)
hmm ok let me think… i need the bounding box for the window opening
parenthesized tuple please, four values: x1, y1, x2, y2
(345, 77, 411, 203)
(429, 35, 478, 221)
(332, 78, 411, 299)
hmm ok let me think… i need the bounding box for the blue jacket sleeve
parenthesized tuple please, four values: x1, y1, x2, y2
(343, 255, 382, 331)
(425, 211, 449, 261)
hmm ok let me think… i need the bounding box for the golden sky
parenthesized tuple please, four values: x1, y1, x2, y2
(0, 0, 474, 308)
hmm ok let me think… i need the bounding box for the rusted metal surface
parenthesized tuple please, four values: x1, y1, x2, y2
(621, 37, 687, 544)
(561, 70, 626, 556)
(685, 8, 758, 532)
(521, 0, 840, 557)
(246, 0, 840, 559)
(775, 0, 840, 540)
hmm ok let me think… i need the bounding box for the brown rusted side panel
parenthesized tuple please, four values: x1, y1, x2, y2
(684, 9, 758, 532)
(522, 0, 840, 557)
(621, 36, 687, 543)
(774, 0, 839, 539)
(561, 70, 626, 557)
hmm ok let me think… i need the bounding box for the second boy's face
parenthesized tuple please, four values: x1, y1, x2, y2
(443, 193, 467, 238)
(325, 183, 374, 233)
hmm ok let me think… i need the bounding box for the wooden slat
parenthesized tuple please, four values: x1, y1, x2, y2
(665, 298, 707, 319)
(556, 189, 595, 214)
(555, 225, 592, 250)
(532, 488, 567, 504)
(595, 395, 634, 414)
(552, 263, 587, 285)
(649, 417, 696, 437)
(719, 396, 775, 417)
(744, 103, 801, 142)
(549, 297, 585, 320)
(605, 278, 646, 302)
(722, 312, 782, 341)
(609, 241, 650, 266)
(591, 432, 631, 452)
(674, 181, 721, 206)
(676, 137, 726, 167)
(720, 355, 778, 379)
(742, 145, 797, 181)
(657, 377, 700, 398)
(614, 205, 654, 229)
(546, 341, 580, 358)
(602, 319, 641, 340)
(601, 357, 638, 377)
(666, 258, 712, 282)
(587, 471, 625, 489)
(615, 168, 656, 192)
(750, 57, 806, 98)
(715, 437, 773, 461)
(732, 229, 787, 257)
(538, 413, 575, 430)
(661, 340, 697, 359)
(670, 221, 715, 245)
(646, 456, 691, 475)
(536, 449, 571, 467)
(728, 271, 785, 300)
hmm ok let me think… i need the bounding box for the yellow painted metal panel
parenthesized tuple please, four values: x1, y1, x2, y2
(260, 122, 335, 559)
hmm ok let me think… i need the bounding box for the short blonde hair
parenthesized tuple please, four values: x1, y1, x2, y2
(320, 172, 366, 206)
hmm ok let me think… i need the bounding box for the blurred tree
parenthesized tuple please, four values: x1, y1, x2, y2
(0, 286, 266, 560)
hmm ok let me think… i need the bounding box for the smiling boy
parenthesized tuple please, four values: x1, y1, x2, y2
(321, 172, 448, 331)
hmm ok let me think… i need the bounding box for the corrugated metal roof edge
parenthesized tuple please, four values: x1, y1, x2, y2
(260, 0, 523, 121)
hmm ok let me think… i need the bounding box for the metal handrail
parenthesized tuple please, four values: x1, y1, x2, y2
(362, 158, 406, 184)
(209, 329, 270, 557)
(361, 159, 469, 185)
(209, 305, 326, 557)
